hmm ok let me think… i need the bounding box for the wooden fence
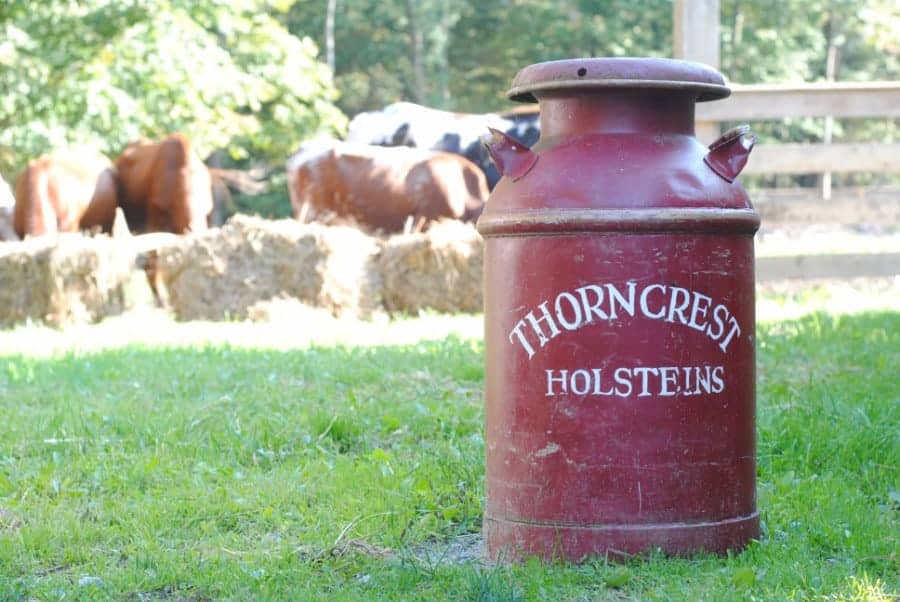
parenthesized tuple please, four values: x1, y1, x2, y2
(696, 82, 900, 177)
(694, 79, 900, 283)
(675, 0, 899, 281)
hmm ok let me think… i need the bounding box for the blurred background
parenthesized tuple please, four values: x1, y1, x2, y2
(2, 0, 898, 220)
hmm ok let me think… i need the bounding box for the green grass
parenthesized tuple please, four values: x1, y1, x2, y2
(0, 310, 897, 600)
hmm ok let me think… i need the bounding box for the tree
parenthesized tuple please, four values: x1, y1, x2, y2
(448, 0, 672, 112)
(286, 0, 673, 115)
(0, 0, 347, 178)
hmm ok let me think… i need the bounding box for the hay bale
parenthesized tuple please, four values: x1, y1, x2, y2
(153, 214, 382, 320)
(378, 219, 483, 314)
(0, 234, 137, 327)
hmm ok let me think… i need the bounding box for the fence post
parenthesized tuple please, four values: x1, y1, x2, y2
(674, 0, 721, 144)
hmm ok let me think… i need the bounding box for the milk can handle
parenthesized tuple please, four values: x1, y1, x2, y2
(704, 125, 756, 182)
(484, 128, 539, 182)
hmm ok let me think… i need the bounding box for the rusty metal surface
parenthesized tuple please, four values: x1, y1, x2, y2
(479, 58, 760, 563)
(507, 57, 730, 104)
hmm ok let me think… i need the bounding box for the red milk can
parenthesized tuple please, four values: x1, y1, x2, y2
(478, 58, 759, 562)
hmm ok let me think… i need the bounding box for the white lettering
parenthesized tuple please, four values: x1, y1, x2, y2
(554, 292, 583, 331)
(543, 365, 727, 398)
(682, 366, 695, 396)
(592, 368, 604, 395)
(706, 304, 728, 341)
(688, 292, 712, 332)
(576, 285, 609, 322)
(640, 284, 667, 319)
(526, 302, 561, 348)
(718, 317, 742, 353)
(510, 282, 743, 360)
(592, 368, 616, 395)
(659, 367, 679, 396)
(666, 286, 691, 325)
(546, 369, 568, 396)
(696, 366, 712, 394)
(613, 367, 633, 397)
(633, 367, 659, 397)
(711, 366, 725, 393)
(570, 369, 591, 395)
(606, 282, 636, 319)
(509, 319, 536, 359)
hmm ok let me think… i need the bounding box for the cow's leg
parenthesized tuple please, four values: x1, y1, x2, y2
(79, 168, 118, 233)
(138, 249, 166, 308)
(15, 167, 57, 237)
(299, 201, 311, 223)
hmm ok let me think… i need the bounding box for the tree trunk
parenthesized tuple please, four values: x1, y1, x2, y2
(406, 0, 426, 104)
(439, 2, 450, 105)
(822, 13, 843, 200)
(325, 0, 337, 72)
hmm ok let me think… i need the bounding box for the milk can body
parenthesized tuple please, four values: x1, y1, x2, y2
(478, 58, 760, 562)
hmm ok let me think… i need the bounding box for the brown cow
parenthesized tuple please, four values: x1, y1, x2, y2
(13, 151, 118, 238)
(114, 134, 212, 234)
(286, 139, 488, 233)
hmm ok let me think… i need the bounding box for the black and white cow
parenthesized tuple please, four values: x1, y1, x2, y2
(0, 174, 17, 241)
(345, 102, 540, 189)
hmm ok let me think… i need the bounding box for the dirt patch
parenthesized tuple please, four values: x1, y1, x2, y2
(152, 214, 383, 321)
(0, 234, 137, 327)
(378, 220, 483, 314)
(302, 533, 488, 567)
(407, 533, 488, 567)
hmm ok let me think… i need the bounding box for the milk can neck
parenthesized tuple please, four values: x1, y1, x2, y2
(536, 90, 696, 138)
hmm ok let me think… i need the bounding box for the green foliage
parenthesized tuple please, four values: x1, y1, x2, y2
(721, 0, 900, 83)
(286, 0, 897, 116)
(720, 0, 900, 187)
(0, 0, 346, 177)
(2, 0, 898, 193)
(232, 171, 293, 219)
(287, 0, 673, 115)
(448, 0, 672, 112)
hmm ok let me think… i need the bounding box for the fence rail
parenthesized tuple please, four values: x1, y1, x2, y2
(744, 143, 900, 175)
(672, 0, 897, 281)
(697, 82, 900, 121)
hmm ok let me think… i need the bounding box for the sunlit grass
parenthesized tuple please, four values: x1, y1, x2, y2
(0, 284, 897, 600)
(0, 278, 896, 359)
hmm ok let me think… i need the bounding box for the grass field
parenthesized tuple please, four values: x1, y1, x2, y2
(0, 284, 897, 600)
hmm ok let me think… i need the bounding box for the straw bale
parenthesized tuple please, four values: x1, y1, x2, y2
(152, 214, 382, 320)
(378, 219, 484, 314)
(0, 234, 137, 327)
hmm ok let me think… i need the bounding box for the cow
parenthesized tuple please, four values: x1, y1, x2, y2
(113, 133, 213, 234)
(12, 151, 118, 238)
(0, 175, 17, 241)
(286, 138, 489, 233)
(345, 102, 540, 189)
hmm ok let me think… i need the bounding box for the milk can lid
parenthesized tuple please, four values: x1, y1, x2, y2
(507, 57, 730, 103)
